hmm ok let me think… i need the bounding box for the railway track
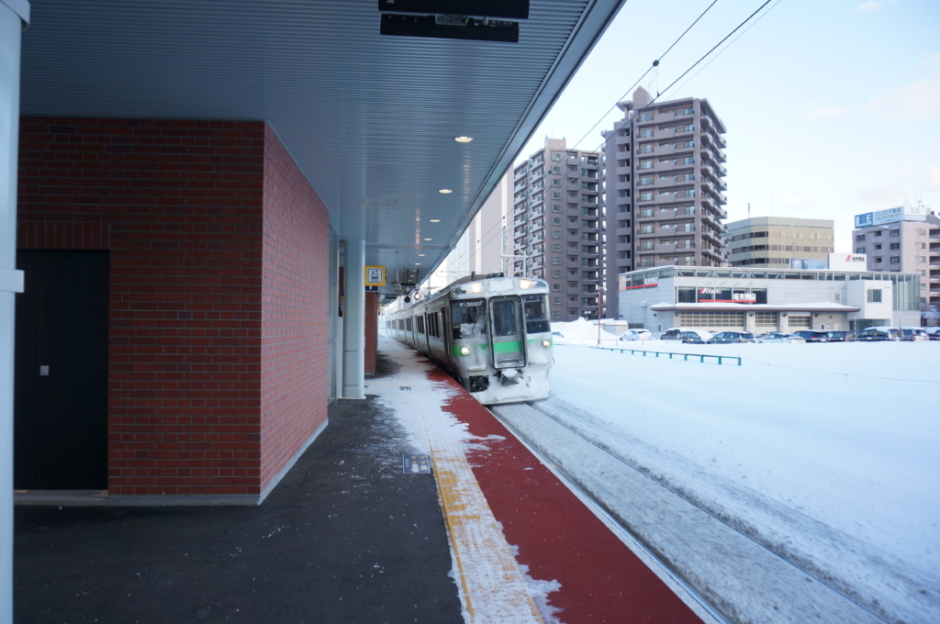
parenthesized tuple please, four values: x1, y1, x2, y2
(491, 399, 892, 624)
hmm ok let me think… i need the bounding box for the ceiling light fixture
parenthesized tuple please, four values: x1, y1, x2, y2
(430, 219, 440, 223)
(439, 189, 452, 194)
(454, 136, 473, 143)
(423, 238, 432, 241)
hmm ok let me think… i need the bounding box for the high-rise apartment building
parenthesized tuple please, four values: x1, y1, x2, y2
(724, 216, 835, 268)
(851, 205, 940, 312)
(512, 138, 602, 321)
(602, 87, 728, 319)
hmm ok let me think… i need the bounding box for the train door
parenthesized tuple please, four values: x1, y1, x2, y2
(488, 296, 525, 368)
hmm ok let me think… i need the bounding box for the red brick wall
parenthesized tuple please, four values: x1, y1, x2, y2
(16, 117, 328, 498)
(259, 126, 329, 491)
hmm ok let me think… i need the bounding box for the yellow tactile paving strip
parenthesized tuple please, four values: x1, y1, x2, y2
(402, 362, 545, 624)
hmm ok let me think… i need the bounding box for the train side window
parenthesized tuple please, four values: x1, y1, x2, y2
(451, 300, 486, 339)
(416, 315, 425, 334)
(523, 294, 550, 334)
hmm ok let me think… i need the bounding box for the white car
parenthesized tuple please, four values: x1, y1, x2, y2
(619, 329, 652, 341)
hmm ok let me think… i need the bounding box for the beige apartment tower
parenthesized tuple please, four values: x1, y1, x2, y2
(512, 138, 602, 321)
(602, 87, 728, 319)
(724, 216, 834, 268)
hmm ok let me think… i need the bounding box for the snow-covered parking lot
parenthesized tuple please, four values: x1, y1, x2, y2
(543, 320, 940, 623)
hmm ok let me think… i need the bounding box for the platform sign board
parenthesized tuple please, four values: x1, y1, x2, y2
(402, 453, 431, 474)
(365, 266, 386, 287)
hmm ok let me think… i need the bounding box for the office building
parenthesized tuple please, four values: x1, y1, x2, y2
(724, 216, 835, 268)
(852, 205, 940, 312)
(511, 138, 602, 321)
(602, 87, 728, 319)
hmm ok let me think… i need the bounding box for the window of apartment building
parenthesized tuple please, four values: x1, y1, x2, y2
(874, 244, 882, 250)
(551, 283, 561, 292)
(640, 129, 653, 138)
(553, 243, 561, 251)
(640, 160, 653, 169)
(552, 178, 561, 186)
(641, 224, 654, 234)
(918, 256, 927, 262)
(553, 297, 561, 304)
(867, 289, 882, 303)
(640, 241, 653, 250)
(640, 192, 653, 201)
(873, 230, 882, 236)
(552, 153, 562, 161)
(683, 140, 694, 148)
(874, 257, 882, 263)
(640, 208, 653, 217)
(684, 256, 695, 265)
(552, 191, 561, 199)
(856, 234, 865, 241)
(888, 242, 899, 249)
(683, 157, 694, 165)
(683, 206, 695, 215)
(552, 217, 561, 225)
(552, 310, 561, 319)
(552, 257, 561, 265)
(552, 204, 561, 212)
(890, 256, 900, 263)
(640, 113, 652, 121)
(889, 229, 899, 236)
(552, 230, 561, 239)
(680, 223, 695, 232)
(682, 189, 695, 198)
(639, 144, 653, 154)
(918, 242, 926, 249)
(683, 107, 694, 115)
(552, 270, 561, 278)
(683, 124, 694, 131)
(917, 228, 927, 235)
(581, 220, 596, 228)
(683, 173, 695, 181)
(640, 176, 653, 185)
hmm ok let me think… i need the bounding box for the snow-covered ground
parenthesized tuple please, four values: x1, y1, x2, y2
(542, 319, 940, 623)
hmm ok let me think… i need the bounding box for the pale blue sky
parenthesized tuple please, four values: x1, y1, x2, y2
(520, 0, 940, 251)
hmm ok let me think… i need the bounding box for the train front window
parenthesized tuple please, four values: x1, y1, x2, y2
(451, 300, 486, 339)
(491, 300, 518, 337)
(523, 295, 550, 334)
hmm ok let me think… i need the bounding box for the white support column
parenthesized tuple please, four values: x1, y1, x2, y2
(342, 239, 365, 399)
(0, 3, 28, 623)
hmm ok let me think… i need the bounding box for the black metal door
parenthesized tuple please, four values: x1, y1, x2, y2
(14, 251, 109, 490)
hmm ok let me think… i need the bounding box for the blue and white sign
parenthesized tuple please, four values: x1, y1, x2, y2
(854, 206, 925, 228)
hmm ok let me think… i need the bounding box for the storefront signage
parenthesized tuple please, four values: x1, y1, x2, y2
(698, 287, 757, 303)
(854, 206, 925, 228)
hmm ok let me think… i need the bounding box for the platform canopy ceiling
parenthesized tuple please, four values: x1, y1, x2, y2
(18, 0, 624, 299)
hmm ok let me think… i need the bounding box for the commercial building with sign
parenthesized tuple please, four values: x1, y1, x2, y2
(617, 266, 921, 334)
(851, 205, 940, 314)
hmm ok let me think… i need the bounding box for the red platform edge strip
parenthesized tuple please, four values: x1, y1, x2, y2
(426, 367, 702, 624)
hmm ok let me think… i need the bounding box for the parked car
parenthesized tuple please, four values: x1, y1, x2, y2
(927, 328, 940, 341)
(858, 326, 902, 341)
(677, 330, 713, 344)
(707, 331, 757, 344)
(618, 329, 652, 341)
(901, 327, 929, 342)
(826, 331, 857, 342)
(793, 330, 830, 343)
(757, 332, 806, 344)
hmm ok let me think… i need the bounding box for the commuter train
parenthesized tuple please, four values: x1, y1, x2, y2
(384, 274, 554, 405)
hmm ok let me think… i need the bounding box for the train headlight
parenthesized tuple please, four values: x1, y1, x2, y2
(541, 339, 551, 348)
(466, 281, 484, 294)
(459, 345, 471, 356)
(519, 279, 533, 289)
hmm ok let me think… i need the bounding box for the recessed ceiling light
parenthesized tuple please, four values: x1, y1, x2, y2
(415, 263, 421, 266)
(439, 189, 452, 194)
(430, 219, 440, 223)
(418, 254, 425, 257)
(454, 136, 473, 143)
(423, 238, 432, 241)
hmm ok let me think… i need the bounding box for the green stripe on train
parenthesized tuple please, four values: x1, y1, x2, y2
(492, 341, 522, 353)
